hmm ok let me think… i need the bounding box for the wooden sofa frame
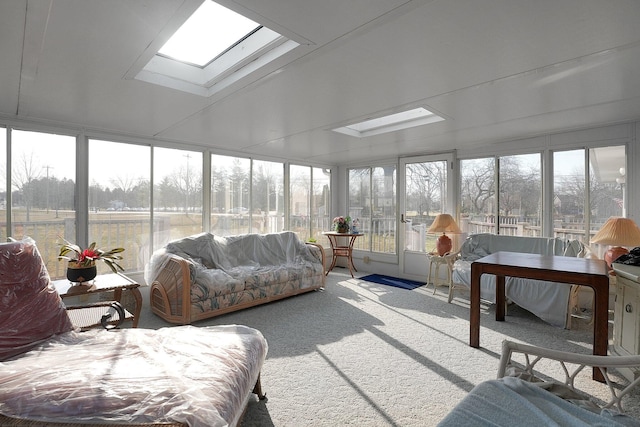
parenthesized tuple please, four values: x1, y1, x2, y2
(150, 243, 325, 325)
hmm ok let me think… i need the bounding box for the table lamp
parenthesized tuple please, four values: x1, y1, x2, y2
(427, 213, 462, 256)
(590, 217, 640, 269)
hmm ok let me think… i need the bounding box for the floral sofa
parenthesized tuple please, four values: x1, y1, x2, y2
(451, 233, 587, 328)
(146, 231, 325, 324)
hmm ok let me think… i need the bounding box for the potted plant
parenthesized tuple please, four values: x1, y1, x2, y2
(333, 216, 351, 233)
(58, 240, 125, 284)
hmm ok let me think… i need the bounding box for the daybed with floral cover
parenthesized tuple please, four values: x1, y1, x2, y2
(0, 238, 268, 427)
(146, 231, 325, 324)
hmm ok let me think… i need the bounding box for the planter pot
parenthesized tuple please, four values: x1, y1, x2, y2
(336, 225, 349, 233)
(67, 262, 97, 283)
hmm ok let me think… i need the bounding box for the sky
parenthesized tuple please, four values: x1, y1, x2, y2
(4, 130, 196, 190)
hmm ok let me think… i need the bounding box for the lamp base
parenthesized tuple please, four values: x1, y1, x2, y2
(436, 234, 452, 256)
(605, 246, 629, 270)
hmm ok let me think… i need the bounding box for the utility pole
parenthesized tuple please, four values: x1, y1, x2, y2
(184, 154, 191, 214)
(43, 165, 53, 214)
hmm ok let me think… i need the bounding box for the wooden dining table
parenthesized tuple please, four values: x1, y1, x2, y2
(469, 251, 610, 382)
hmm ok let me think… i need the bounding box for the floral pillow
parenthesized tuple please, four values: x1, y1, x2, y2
(0, 238, 74, 361)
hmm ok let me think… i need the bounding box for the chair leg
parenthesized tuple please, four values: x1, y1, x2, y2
(252, 374, 266, 400)
(448, 283, 455, 303)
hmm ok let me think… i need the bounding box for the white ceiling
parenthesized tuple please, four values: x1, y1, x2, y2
(2, 0, 640, 166)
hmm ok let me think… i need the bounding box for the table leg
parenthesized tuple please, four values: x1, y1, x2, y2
(130, 287, 143, 328)
(433, 263, 441, 295)
(348, 236, 357, 276)
(496, 275, 505, 321)
(346, 251, 355, 278)
(591, 280, 609, 382)
(348, 251, 357, 274)
(470, 265, 481, 348)
(327, 253, 338, 275)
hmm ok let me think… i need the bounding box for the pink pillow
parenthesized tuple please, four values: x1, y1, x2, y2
(0, 239, 74, 360)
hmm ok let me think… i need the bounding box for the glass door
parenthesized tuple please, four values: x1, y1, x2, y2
(399, 153, 454, 279)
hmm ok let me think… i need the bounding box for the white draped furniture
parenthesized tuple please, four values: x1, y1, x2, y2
(146, 231, 325, 324)
(0, 238, 268, 427)
(451, 233, 587, 328)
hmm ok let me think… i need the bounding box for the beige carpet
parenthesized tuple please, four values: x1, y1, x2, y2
(135, 270, 640, 426)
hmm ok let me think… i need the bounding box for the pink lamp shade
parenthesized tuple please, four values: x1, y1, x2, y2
(427, 214, 462, 256)
(591, 217, 640, 270)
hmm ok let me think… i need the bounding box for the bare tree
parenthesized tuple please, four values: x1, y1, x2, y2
(12, 152, 43, 221)
(406, 162, 446, 218)
(109, 174, 143, 208)
(555, 169, 622, 223)
(499, 156, 540, 217)
(168, 163, 202, 213)
(460, 158, 495, 216)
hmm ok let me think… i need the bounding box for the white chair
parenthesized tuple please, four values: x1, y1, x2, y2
(439, 340, 640, 426)
(498, 340, 640, 413)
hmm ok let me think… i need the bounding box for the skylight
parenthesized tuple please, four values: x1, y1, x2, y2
(158, 1, 260, 67)
(130, 0, 303, 97)
(333, 107, 445, 138)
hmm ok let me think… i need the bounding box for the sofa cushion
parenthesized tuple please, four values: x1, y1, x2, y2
(241, 266, 289, 290)
(191, 266, 244, 301)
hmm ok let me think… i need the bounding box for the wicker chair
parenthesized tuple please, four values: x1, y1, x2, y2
(498, 339, 640, 414)
(440, 340, 640, 425)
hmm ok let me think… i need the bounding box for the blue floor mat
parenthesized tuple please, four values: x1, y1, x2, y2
(359, 274, 424, 290)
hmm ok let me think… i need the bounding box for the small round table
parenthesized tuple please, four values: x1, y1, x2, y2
(426, 252, 458, 301)
(323, 232, 363, 277)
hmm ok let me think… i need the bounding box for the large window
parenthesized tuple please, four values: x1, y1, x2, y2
(11, 130, 76, 278)
(311, 167, 331, 245)
(553, 146, 626, 244)
(348, 166, 396, 253)
(0, 125, 330, 278)
(460, 153, 541, 236)
(460, 147, 626, 242)
(289, 165, 331, 245)
(211, 154, 251, 235)
(460, 157, 495, 230)
(289, 165, 310, 240)
(153, 148, 203, 251)
(252, 160, 284, 234)
(88, 139, 150, 275)
(499, 153, 542, 236)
